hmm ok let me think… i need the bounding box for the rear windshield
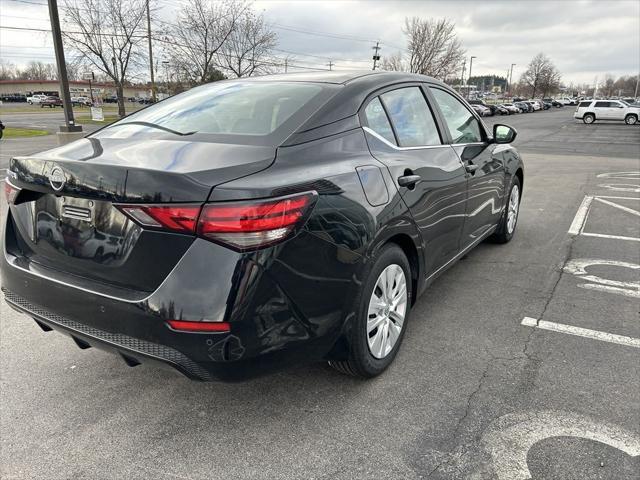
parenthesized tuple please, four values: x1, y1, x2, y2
(96, 81, 334, 145)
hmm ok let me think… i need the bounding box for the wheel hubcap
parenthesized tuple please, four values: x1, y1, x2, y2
(507, 185, 520, 234)
(367, 264, 407, 359)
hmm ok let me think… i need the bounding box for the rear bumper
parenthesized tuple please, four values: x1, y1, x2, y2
(2, 213, 362, 381)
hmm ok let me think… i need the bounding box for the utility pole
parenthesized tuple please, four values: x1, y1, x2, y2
(460, 59, 466, 95)
(326, 60, 334, 71)
(509, 63, 516, 96)
(48, 0, 81, 134)
(635, 73, 639, 99)
(372, 41, 381, 70)
(284, 58, 288, 73)
(467, 56, 476, 98)
(146, 0, 156, 102)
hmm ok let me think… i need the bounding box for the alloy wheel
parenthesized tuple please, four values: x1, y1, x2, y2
(367, 264, 407, 359)
(507, 185, 520, 234)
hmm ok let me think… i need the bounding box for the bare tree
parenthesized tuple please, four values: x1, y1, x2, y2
(217, 10, 276, 78)
(62, 0, 148, 116)
(167, 0, 244, 85)
(17, 61, 57, 80)
(520, 53, 560, 99)
(0, 61, 17, 80)
(403, 17, 465, 80)
(381, 51, 406, 72)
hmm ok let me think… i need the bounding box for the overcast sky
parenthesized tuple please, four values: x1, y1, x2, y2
(1, 0, 638, 85)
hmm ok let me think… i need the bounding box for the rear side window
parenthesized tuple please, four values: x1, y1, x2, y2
(380, 87, 441, 147)
(594, 101, 611, 108)
(363, 97, 396, 145)
(430, 87, 483, 144)
(578, 101, 592, 108)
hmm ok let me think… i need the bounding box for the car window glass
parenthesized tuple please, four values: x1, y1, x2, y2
(363, 97, 396, 145)
(595, 101, 610, 108)
(105, 82, 324, 136)
(429, 87, 482, 144)
(578, 101, 592, 108)
(380, 87, 441, 147)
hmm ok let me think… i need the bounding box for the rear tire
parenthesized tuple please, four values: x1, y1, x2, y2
(491, 176, 521, 244)
(583, 113, 595, 124)
(329, 244, 412, 378)
(625, 114, 637, 125)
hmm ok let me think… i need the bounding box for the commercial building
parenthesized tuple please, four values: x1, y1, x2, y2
(0, 80, 149, 99)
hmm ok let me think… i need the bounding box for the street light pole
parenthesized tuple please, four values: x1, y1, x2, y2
(509, 63, 516, 96)
(467, 56, 476, 98)
(48, 0, 81, 133)
(146, 0, 156, 102)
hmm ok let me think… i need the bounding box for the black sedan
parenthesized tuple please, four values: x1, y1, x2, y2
(2, 72, 524, 381)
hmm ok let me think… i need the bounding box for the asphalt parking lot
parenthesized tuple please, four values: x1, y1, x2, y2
(1, 108, 639, 479)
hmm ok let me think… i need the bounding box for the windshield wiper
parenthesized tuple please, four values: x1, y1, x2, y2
(109, 121, 196, 136)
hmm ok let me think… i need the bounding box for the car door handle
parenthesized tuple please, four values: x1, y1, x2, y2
(398, 174, 421, 187)
(465, 164, 479, 174)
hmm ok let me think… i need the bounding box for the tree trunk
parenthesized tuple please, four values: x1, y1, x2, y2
(116, 82, 125, 118)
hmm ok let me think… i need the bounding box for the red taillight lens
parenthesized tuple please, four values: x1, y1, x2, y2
(197, 192, 316, 249)
(119, 205, 200, 233)
(4, 179, 21, 204)
(167, 320, 230, 333)
(118, 192, 316, 250)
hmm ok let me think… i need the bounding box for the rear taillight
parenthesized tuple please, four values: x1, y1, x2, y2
(198, 192, 316, 250)
(117, 191, 316, 250)
(118, 205, 200, 233)
(4, 179, 21, 204)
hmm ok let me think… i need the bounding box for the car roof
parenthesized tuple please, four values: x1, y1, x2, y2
(234, 70, 443, 86)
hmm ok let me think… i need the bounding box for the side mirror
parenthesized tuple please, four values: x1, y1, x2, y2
(493, 124, 517, 144)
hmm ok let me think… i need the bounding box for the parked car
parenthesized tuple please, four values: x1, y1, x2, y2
(527, 100, 542, 111)
(26, 94, 48, 104)
(574, 99, 639, 125)
(501, 103, 521, 114)
(540, 101, 552, 110)
(517, 101, 533, 112)
(543, 98, 563, 108)
(494, 105, 510, 115)
(0, 120, 4, 139)
(71, 96, 92, 107)
(557, 97, 576, 106)
(1, 94, 27, 103)
(40, 96, 64, 108)
(2, 71, 524, 381)
(622, 98, 638, 106)
(471, 103, 491, 116)
(468, 99, 496, 116)
(103, 96, 118, 103)
(137, 97, 156, 105)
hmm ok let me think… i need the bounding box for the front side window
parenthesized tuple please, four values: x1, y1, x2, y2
(594, 101, 611, 108)
(380, 87, 441, 147)
(430, 88, 483, 144)
(363, 97, 396, 145)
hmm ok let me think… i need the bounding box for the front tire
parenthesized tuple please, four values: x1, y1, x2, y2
(329, 244, 411, 378)
(491, 176, 521, 244)
(583, 113, 595, 124)
(625, 114, 638, 125)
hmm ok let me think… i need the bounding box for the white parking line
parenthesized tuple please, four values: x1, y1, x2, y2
(568, 195, 593, 235)
(593, 197, 640, 217)
(580, 232, 640, 242)
(521, 317, 640, 348)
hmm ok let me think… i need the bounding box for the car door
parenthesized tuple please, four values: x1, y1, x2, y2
(361, 85, 468, 276)
(594, 101, 612, 119)
(429, 86, 506, 248)
(610, 101, 627, 120)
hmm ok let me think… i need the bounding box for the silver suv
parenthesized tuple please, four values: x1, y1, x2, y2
(574, 100, 639, 125)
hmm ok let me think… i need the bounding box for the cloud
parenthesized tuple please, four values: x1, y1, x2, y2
(1, 0, 638, 85)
